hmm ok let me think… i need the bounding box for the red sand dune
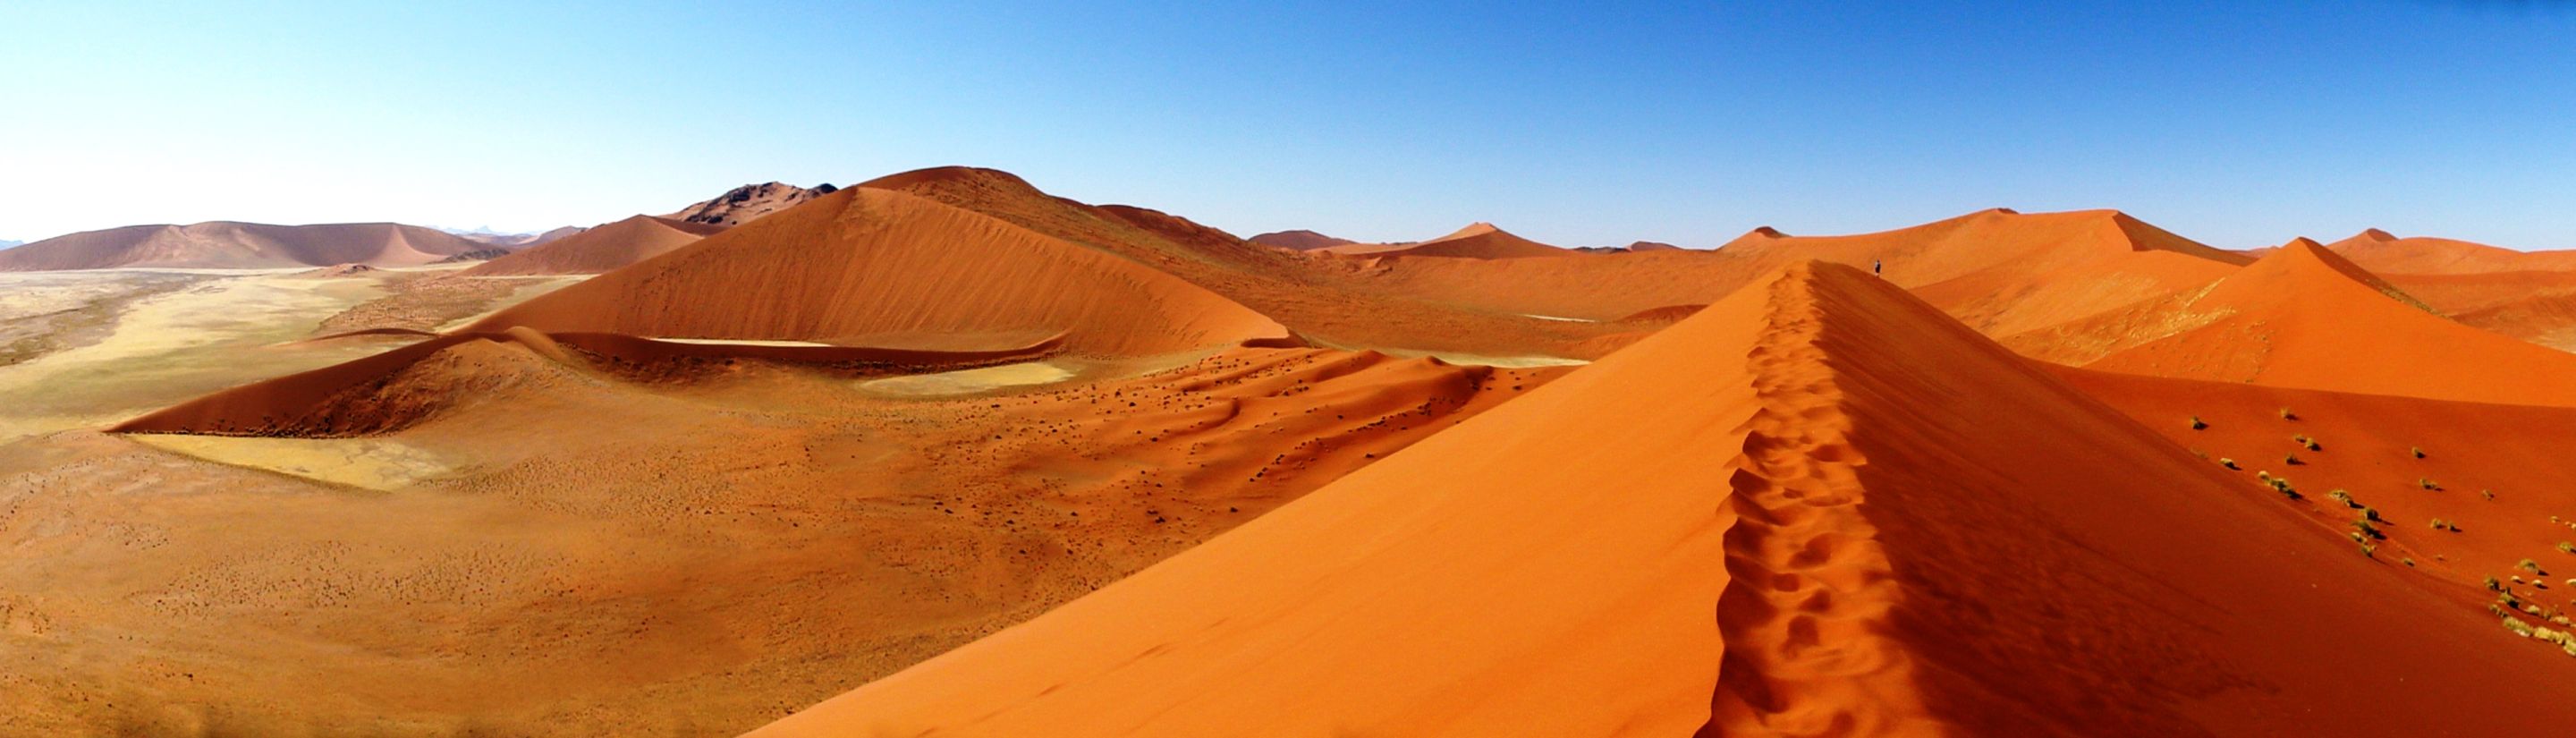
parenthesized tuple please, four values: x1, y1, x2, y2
(1316, 222, 1572, 259)
(855, 166, 1651, 359)
(1625, 240, 1683, 251)
(466, 187, 1289, 356)
(1246, 229, 1354, 250)
(664, 182, 838, 226)
(0, 222, 497, 271)
(463, 215, 724, 276)
(747, 263, 2576, 737)
(2046, 238, 2576, 406)
(2323, 230, 2576, 352)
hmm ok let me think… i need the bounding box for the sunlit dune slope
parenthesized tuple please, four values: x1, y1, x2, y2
(747, 262, 2576, 737)
(463, 187, 1289, 356)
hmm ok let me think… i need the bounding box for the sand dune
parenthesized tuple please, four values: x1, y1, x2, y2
(0, 222, 498, 271)
(468, 188, 1289, 357)
(463, 215, 724, 276)
(747, 262, 2576, 736)
(2326, 230, 2576, 352)
(2328, 227, 2576, 275)
(2052, 239, 2576, 405)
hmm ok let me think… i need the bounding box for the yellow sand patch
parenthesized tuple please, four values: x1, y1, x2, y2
(860, 361, 1078, 396)
(125, 435, 453, 491)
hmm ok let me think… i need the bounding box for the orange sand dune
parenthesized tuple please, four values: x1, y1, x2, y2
(1246, 229, 1353, 250)
(2057, 365, 2576, 594)
(2328, 227, 2576, 275)
(467, 188, 1288, 357)
(856, 166, 1648, 359)
(463, 215, 724, 276)
(1336, 208, 2245, 338)
(2320, 231, 2576, 352)
(663, 182, 837, 226)
(2048, 239, 2576, 405)
(748, 263, 2576, 737)
(0, 221, 497, 271)
(1315, 222, 1572, 259)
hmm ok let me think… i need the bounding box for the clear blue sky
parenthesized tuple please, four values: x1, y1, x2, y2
(4, 1, 2572, 250)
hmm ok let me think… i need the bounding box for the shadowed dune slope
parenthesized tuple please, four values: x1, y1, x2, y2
(746, 262, 2576, 737)
(663, 182, 835, 226)
(465, 188, 1288, 356)
(2330, 230, 2576, 352)
(2064, 239, 2576, 406)
(463, 216, 724, 276)
(0, 222, 496, 271)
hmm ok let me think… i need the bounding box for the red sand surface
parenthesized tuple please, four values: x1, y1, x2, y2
(2328, 227, 2576, 275)
(0, 222, 498, 271)
(463, 216, 724, 276)
(748, 263, 2576, 737)
(466, 188, 1290, 357)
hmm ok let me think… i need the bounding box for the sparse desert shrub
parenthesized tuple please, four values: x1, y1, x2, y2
(2411, 446, 2427, 459)
(2521, 558, 2546, 574)
(2559, 541, 2576, 555)
(2419, 478, 2440, 490)
(2351, 518, 2383, 539)
(2481, 488, 2495, 501)
(2218, 457, 2239, 470)
(2269, 478, 2300, 498)
(2488, 576, 2505, 590)
(2279, 407, 2298, 420)
(2328, 489, 2355, 506)
(2190, 415, 2207, 430)
(2284, 453, 2303, 465)
(2431, 518, 2450, 530)
(2359, 541, 2377, 557)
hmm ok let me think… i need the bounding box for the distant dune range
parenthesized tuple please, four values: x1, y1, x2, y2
(16, 165, 2576, 734)
(0, 222, 499, 271)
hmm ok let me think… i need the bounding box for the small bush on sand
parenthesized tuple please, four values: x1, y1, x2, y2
(2218, 458, 2239, 470)
(2419, 478, 2440, 490)
(2279, 408, 2298, 420)
(2521, 558, 2546, 574)
(2351, 518, 2383, 539)
(2190, 416, 2207, 430)
(2284, 453, 2303, 465)
(2481, 488, 2495, 501)
(2560, 541, 2576, 555)
(2411, 446, 2427, 459)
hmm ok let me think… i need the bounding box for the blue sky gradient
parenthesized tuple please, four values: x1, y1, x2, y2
(4, 1, 2572, 249)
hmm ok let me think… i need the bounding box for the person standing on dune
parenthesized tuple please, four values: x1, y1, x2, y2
(1874, 259, 1883, 276)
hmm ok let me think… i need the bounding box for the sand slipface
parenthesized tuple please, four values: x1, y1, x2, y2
(747, 262, 2576, 736)
(465, 188, 1290, 357)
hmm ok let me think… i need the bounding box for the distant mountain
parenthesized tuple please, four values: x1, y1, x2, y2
(0, 222, 496, 271)
(664, 182, 839, 227)
(0, 240, 21, 250)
